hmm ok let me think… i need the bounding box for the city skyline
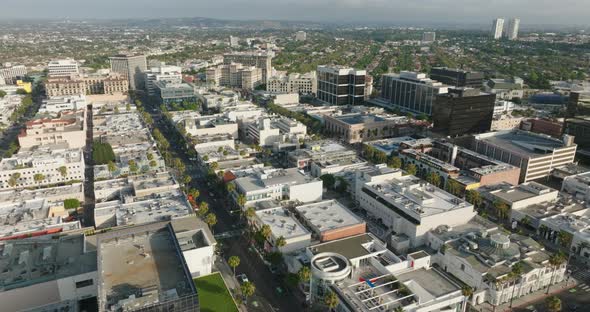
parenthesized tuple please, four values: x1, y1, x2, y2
(1, 0, 590, 26)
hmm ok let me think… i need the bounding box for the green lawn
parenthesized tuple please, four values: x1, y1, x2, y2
(194, 272, 239, 312)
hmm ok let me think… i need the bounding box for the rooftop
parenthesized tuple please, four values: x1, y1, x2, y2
(295, 200, 365, 233)
(234, 167, 318, 193)
(309, 233, 376, 260)
(485, 182, 558, 204)
(0, 147, 83, 170)
(474, 130, 575, 157)
(255, 207, 311, 240)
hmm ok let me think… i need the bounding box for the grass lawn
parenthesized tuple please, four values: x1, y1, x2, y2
(194, 272, 239, 312)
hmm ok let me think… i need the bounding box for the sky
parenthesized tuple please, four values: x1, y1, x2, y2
(0, 0, 589, 26)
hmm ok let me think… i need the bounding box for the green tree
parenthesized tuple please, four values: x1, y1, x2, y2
(245, 206, 256, 225)
(197, 202, 209, 217)
(325, 290, 339, 311)
(241, 281, 256, 304)
(557, 230, 573, 249)
(33, 173, 45, 185)
(237, 193, 247, 207)
(404, 163, 417, 176)
(226, 182, 235, 193)
(8, 172, 21, 187)
(228, 255, 240, 276)
(92, 141, 116, 165)
(466, 190, 482, 208)
(508, 262, 524, 308)
(147, 153, 154, 160)
(128, 160, 139, 173)
(125, 103, 131, 111)
(546, 252, 566, 294)
(205, 213, 218, 233)
(64, 198, 81, 210)
(58, 166, 68, 177)
(0, 90, 6, 98)
(493, 200, 510, 220)
(446, 179, 462, 197)
(189, 188, 200, 200)
(260, 224, 272, 241)
(182, 175, 192, 185)
(297, 266, 311, 285)
(107, 161, 117, 173)
(275, 236, 287, 249)
(387, 156, 402, 169)
(426, 172, 442, 187)
(320, 174, 336, 190)
(545, 296, 561, 312)
(149, 160, 157, 167)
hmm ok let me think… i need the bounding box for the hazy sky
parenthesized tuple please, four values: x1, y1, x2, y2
(1, 0, 589, 25)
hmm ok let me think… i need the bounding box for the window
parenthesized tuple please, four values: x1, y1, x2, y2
(461, 264, 466, 271)
(76, 279, 93, 288)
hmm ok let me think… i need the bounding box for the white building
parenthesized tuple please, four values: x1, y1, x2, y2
(295, 31, 307, 41)
(354, 169, 476, 249)
(562, 171, 590, 202)
(180, 115, 238, 138)
(39, 95, 87, 114)
(267, 72, 317, 95)
(246, 116, 306, 147)
(253, 207, 312, 253)
(0, 64, 27, 84)
(145, 65, 183, 96)
(0, 147, 85, 189)
(231, 167, 323, 207)
(492, 18, 505, 40)
(422, 31, 436, 43)
(47, 59, 79, 77)
(506, 18, 520, 40)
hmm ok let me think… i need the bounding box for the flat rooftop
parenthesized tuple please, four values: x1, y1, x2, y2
(116, 190, 192, 226)
(486, 182, 558, 204)
(397, 268, 459, 297)
(295, 200, 365, 233)
(255, 208, 310, 239)
(474, 130, 574, 157)
(309, 233, 375, 260)
(0, 234, 97, 291)
(364, 175, 472, 218)
(98, 223, 195, 311)
(235, 167, 317, 193)
(334, 113, 387, 125)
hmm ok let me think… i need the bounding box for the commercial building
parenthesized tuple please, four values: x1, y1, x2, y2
(231, 167, 323, 207)
(521, 118, 564, 138)
(18, 109, 86, 149)
(246, 117, 306, 147)
(39, 95, 87, 114)
(144, 64, 183, 96)
(47, 59, 79, 77)
(316, 66, 366, 105)
(45, 74, 129, 97)
(422, 31, 436, 43)
(480, 181, 559, 211)
(229, 35, 240, 47)
(433, 88, 496, 136)
(324, 113, 410, 144)
(470, 130, 577, 182)
(306, 233, 466, 312)
(0, 64, 27, 84)
(491, 115, 524, 131)
(485, 77, 524, 100)
(206, 63, 263, 89)
(223, 51, 273, 83)
(377, 71, 449, 115)
(491, 18, 505, 39)
(564, 116, 590, 149)
(288, 141, 358, 170)
(44, 76, 86, 97)
(0, 147, 85, 189)
(429, 67, 484, 88)
(253, 207, 312, 253)
(154, 81, 197, 105)
(295, 200, 366, 242)
(179, 115, 238, 138)
(109, 53, 148, 90)
(295, 31, 307, 41)
(364, 137, 434, 156)
(266, 71, 317, 94)
(562, 171, 590, 202)
(354, 169, 476, 248)
(506, 18, 520, 40)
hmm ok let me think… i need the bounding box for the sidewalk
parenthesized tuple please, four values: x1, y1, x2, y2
(214, 258, 248, 312)
(475, 279, 577, 312)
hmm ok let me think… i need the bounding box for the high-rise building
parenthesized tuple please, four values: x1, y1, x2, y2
(433, 87, 496, 136)
(316, 65, 366, 105)
(0, 63, 27, 84)
(376, 71, 448, 115)
(429, 67, 484, 88)
(295, 31, 307, 41)
(491, 18, 505, 40)
(206, 63, 263, 89)
(109, 54, 148, 90)
(145, 65, 183, 96)
(229, 36, 240, 47)
(223, 51, 273, 83)
(47, 59, 79, 77)
(422, 32, 436, 43)
(506, 18, 520, 40)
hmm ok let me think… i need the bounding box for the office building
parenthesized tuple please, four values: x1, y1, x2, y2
(246, 117, 306, 147)
(567, 91, 590, 116)
(306, 234, 466, 312)
(229, 35, 240, 47)
(18, 109, 86, 149)
(324, 113, 410, 144)
(520, 118, 564, 138)
(288, 141, 358, 170)
(145, 64, 182, 96)
(39, 95, 87, 114)
(485, 77, 525, 100)
(47, 59, 79, 77)
(0, 64, 27, 84)
(317, 65, 366, 105)
(377, 71, 449, 115)
(179, 115, 238, 138)
(267, 71, 317, 94)
(471, 130, 577, 182)
(429, 67, 484, 88)
(45, 74, 128, 97)
(109, 54, 148, 90)
(564, 116, 590, 149)
(422, 31, 436, 43)
(562, 171, 590, 202)
(154, 81, 197, 105)
(491, 18, 505, 39)
(295, 200, 366, 242)
(433, 88, 496, 136)
(231, 167, 323, 207)
(253, 207, 312, 253)
(206, 63, 263, 89)
(506, 18, 520, 40)
(354, 169, 476, 247)
(223, 51, 273, 82)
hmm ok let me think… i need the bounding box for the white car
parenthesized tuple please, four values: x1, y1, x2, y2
(237, 273, 249, 284)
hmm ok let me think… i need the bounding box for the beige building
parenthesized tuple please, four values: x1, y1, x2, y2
(18, 109, 86, 149)
(324, 113, 410, 144)
(267, 72, 317, 95)
(223, 51, 273, 82)
(45, 74, 128, 97)
(206, 63, 263, 89)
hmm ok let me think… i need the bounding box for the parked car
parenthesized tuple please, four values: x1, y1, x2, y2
(237, 273, 249, 284)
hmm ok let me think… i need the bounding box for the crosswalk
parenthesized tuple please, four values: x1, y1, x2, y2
(572, 269, 590, 282)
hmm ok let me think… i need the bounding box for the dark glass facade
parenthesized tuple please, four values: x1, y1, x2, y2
(380, 75, 442, 115)
(433, 89, 495, 136)
(430, 67, 484, 88)
(317, 68, 366, 105)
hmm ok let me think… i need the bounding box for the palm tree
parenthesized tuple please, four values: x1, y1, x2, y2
(226, 182, 235, 193)
(275, 236, 287, 249)
(465, 190, 482, 208)
(58, 166, 67, 178)
(107, 161, 117, 173)
(237, 194, 247, 207)
(509, 262, 524, 308)
(545, 295, 561, 312)
(228, 255, 240, 276)
(189, 188, 200, 200)
(493, 200, 510, 220)
(557, 230, 573, 249)
(446, 179, 462, 197)
(297, 266, 311, 286)
(241, 281, 256, 304)
(546, 251, 566, 294)
(404, 163, 417, 176)
(205, 213, 217, 234)
(197, 201, 209, 216)
(387, 156, 402, 169)
(245, 206, 256, 226)
(324, 290, 339, 311)
(260, 224, 272, 241)
(426, 172, 441, 187)
(393, 307, 404, 312)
